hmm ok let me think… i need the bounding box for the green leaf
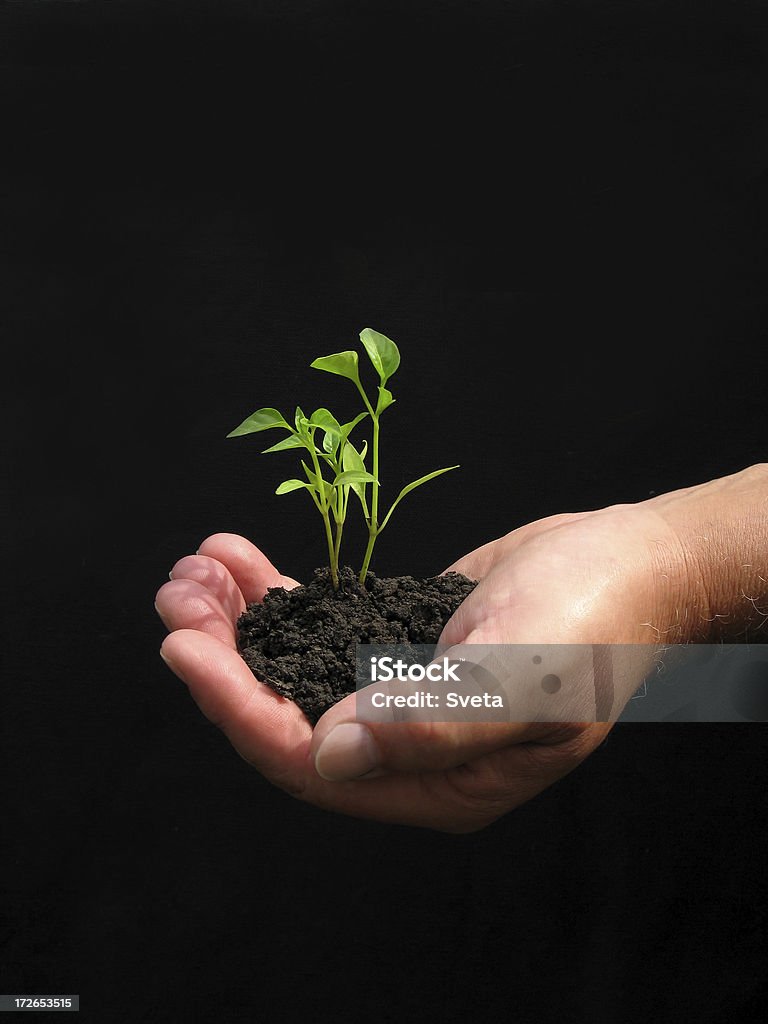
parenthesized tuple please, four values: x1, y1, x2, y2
(227, 407, 290, 437)
(301, 460, 333, 504)
(261, 434, 306, 454)
(341, 442, 371, 515)
(333, 470, 378, 487)
(309, 408, 342, 436)
(275, 479, 313, 495)
(335, 414, 368, 460)
(322, 430, 339, 456)
(293, 406, 313, 442)
(360, 328, 400, 384)
(376, 386, 395, 415)
(310, 350, 360, 383)
(301, 459, 318, 485)
(340, 411, 369, 439)
(308, 409, 342, 458)
(342, 441, 367, 475)
(379, 466, 460, 532)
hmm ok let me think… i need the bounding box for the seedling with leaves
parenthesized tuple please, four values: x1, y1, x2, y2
(227, 404, 374, 589)
(227, 328, 458, 588)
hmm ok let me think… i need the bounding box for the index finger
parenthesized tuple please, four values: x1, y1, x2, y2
(196, 533, 300, 603)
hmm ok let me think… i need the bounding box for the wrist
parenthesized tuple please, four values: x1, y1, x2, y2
(647, 464, 768, 642)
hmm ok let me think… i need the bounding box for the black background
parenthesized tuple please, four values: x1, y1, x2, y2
(2, 1, 767, 1021)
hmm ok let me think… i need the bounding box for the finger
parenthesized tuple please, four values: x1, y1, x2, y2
(155, 579, 236, 646)
(160, 629, 312, 791)
(196, 533, 300, 603)
(169, 554, 246, 623)
(296, 764, 528, 833)
(303, 723, 604, 832)
(440, 542, 513, 647)
(442, 536, 502, 580)
(437, 573, 502, 647)
(438, 549, 551, 647)
(309, 688, 558, 782)
(309, 632, 608, 781)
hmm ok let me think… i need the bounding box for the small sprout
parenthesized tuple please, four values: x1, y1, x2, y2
(227, 328, 458, 588)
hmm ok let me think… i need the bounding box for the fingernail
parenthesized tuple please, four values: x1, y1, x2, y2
(168, 570, 174, 580)
(314, 723, 379, 781)
(159, 636, 179, 666)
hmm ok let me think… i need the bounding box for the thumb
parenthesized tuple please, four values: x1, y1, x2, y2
(309, 641, 649, 781)
(309, 691, 540, 781)
(308, 641, 578, 782)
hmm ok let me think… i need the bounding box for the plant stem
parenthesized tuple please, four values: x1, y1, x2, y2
(332, 483, 346, 577)
(308, 440, 339, 589)
(324, 512, 339, 588)
(333, 517, 343, 573)
(359, 414, 380, 585)
(359, 530, 376, 585)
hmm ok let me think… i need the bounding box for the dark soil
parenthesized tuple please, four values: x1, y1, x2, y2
(237, 567, 477, 725)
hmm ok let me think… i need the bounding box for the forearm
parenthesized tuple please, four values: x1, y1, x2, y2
(648, 464, 768, 641)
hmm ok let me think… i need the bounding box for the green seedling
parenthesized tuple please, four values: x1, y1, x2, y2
(227, 328, 458, 588)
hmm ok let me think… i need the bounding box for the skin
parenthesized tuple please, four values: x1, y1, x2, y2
(155, 464, 768, 833)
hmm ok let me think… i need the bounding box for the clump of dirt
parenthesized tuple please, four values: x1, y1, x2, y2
(237, 566, 477, 724)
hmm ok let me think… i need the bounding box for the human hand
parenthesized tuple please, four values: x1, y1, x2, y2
(151, 517, 667, 832)
(307, 503, 674, 831)
(155, 465, 767, 831)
